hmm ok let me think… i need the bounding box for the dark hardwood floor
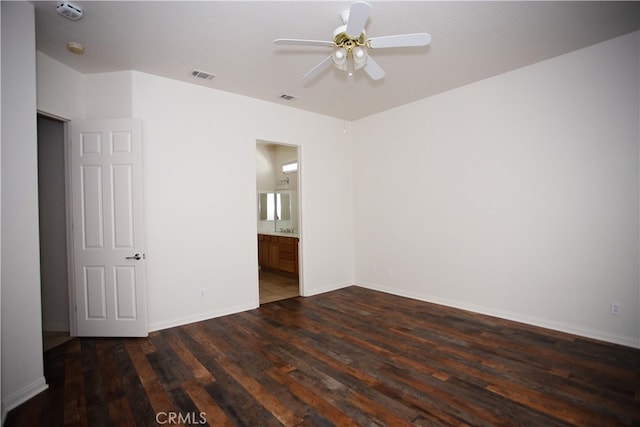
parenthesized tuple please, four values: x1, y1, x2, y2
(6, 286, 640, 426)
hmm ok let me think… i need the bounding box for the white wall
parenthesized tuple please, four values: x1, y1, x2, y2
(36, 52, 84, 120)
(84, 71, 132, 119)
(36, 61, 355, 332)
(132, 72, 354, 330)
(36, 54, 133, 122)
(353, 32, 640, 347)
(1, 1, 48, 415)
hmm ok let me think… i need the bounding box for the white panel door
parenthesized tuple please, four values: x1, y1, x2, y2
(71, 119, 147, 337)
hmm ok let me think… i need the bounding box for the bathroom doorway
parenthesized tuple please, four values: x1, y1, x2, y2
(256, 141, 301, 304)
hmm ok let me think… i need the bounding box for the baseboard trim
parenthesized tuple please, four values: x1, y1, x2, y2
(148, 282, 355, 332)
(302, 281, 352, 298)
(147, 302, 259, 332)
(2, 377, 48, 415)
(356, 282, 640, 349)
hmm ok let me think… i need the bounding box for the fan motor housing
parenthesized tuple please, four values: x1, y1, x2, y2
(333, 25, 366, 49)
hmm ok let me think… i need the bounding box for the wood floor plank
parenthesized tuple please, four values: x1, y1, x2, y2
(80, 343, 111, 426)
(240, 307, 473, 425)
(269, 343, 393, 426)
(211, 314, 357, 426)
(209, 316, 338, 425)
(267, 365, 360, 427)
(124, 339, 182, 425)
(3, 392, 47, 427)
(255, 300, 527, 426)
(5, 286, 640, 426)
(181, 323, 285, 425)
(189, 321, 306, 425)
(163, 328, 216, 385)
(40, 345, 67, 427)
(63, 339, 88, 427)
(181, 380, 234, 427)
(109, 339, 158, 425)
(95, 340, 137, 426)
(301, 290, 636, 425)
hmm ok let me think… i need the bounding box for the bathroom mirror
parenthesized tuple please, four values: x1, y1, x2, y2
(259, 193, 273, 220)
(279, 193, 291, 221)
(259, 192, 290, 221)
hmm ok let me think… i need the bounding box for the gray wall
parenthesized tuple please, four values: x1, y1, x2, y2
(37, 116, 69, 332)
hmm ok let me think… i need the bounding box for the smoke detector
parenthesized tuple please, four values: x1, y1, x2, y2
(56, 2, 83, 21)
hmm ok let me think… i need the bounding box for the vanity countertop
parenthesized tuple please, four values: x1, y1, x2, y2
(259, 232, 299, 238)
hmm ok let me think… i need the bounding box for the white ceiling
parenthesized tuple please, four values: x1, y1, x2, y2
(33, 1, 639, 121)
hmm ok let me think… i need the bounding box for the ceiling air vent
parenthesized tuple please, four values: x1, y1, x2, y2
(279, 93, 300, 101)
(191, 69, 216, 80)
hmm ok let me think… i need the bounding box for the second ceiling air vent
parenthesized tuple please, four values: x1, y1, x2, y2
(279, 93, 300, 101)
(191, 69, 216, 80)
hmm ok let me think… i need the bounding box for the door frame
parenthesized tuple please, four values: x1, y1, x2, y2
(255, 140, 304, 298)
(37, 110, 78, 336)
(296, 144, 304, 296)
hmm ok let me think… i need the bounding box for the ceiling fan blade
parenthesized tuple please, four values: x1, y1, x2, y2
(345, 1, 371, 38)
(367, 33, 432, 49)
(303, 55, 334, 81)
(274, 39, 334, 47)
(363, 56, 385, 80)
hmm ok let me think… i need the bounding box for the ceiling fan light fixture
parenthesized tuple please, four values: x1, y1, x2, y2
(333, 48, 347, 66)
(274, 1, 431, 82)
(346, 57, 355, 76)
(352, 46, 367, 67)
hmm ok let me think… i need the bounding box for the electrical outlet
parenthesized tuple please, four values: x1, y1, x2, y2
(200, 288, 205, 298)
(371, 266, 377, 275)
(610, 302, 621, 316)
(386, 267, 393, 277)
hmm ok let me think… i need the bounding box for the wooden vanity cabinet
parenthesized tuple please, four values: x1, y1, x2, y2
(278, 237, 297, 273)
(258, 234, 298, 274)
(257, 234, 274, 268)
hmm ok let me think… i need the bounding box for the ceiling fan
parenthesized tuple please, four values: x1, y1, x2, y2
(274, 1, 431, 81)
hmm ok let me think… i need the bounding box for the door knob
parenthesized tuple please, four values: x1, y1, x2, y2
(126, 253, 142, 260)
